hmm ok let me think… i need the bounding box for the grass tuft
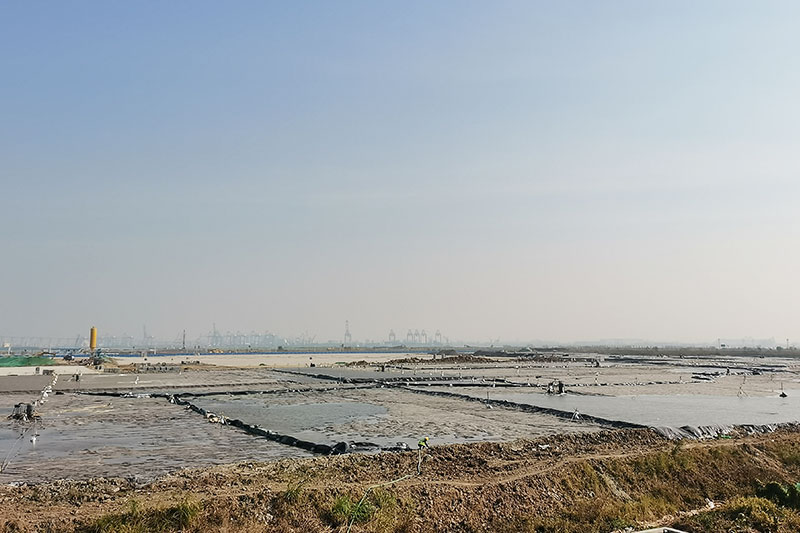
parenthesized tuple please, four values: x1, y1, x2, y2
(282, 479, 306, 504)
(79, 498, 200, 533)
(330, 493, 376, 526)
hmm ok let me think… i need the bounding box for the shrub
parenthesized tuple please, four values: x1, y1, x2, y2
(756, 481, 800, 510)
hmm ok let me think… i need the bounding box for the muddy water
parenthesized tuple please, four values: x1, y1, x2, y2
(190, 388, 605, 448)
(192, 395, 390, 445)
(438, 387, 800, 427)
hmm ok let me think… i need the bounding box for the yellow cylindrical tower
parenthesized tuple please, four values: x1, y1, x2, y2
(90, 326, 97, 352)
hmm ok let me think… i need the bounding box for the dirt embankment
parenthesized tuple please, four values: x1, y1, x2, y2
(4, 428, 800, 532)
(381, 354, 497, 365)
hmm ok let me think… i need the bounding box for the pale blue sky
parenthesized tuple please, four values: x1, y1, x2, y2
(2, 2, 799, 344)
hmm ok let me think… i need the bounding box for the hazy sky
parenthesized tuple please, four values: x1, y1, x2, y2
(2, 2, 799, 344)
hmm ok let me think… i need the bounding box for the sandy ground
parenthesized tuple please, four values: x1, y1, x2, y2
(0, 366, 103, 377)
(6, 361, 796, 397)
(52, 368, 289, 393)
(0, 351, 418, 377)
(112, 351, 419, 368)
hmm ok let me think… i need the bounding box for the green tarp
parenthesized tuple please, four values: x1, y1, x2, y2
(0, 356, 56, 367)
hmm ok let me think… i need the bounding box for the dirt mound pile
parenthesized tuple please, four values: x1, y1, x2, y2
(386, 354, 496, 365)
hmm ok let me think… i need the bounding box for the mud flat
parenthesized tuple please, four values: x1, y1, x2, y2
(0, 393, 309, 484)
(3, 350, 800, 531)
(0, 384, 602, 484)
(189, 387, 603, 449)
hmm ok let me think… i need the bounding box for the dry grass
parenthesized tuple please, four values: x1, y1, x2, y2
(673, 496, 800, 532)
(77, 499, 200, 533)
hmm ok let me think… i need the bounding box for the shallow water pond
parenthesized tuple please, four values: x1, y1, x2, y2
(192, 395, 389, 444)
(435, 388, 800, 427)
(196, 397, 386, 432)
